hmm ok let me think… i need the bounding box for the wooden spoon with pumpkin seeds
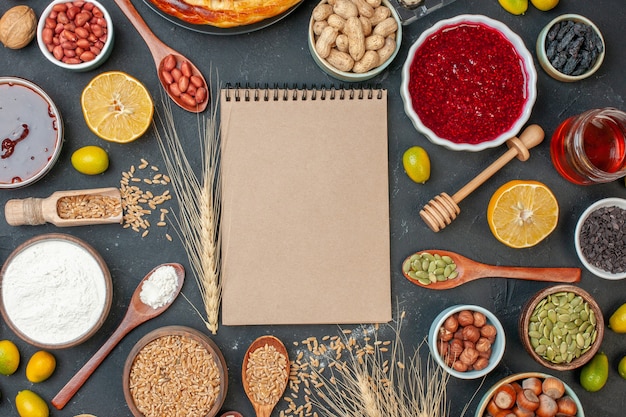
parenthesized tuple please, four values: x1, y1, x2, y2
(402, 250, 581, 290)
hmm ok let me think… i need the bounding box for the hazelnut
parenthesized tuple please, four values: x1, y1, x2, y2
(443, 314, 459, 332)
(449, 338, 464, 357)
(0, 5, 37, 49)
(457, 310, 474, 326)
(462, 324, 481, 343)
(438, 326, 454, 342)
(452, 360, 468, 372)
(473, 311, 488, 327)
(475, 337, 492, 353)
(472, 356, 490, 371)
(459, 347, 479, 366)
(480, 323, 498, 342)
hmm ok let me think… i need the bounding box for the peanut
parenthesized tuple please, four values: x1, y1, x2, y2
(365, 34, 384, 51)
(333, 0, 358, 19)
(369, 4, 390, 26)
(377, 36, 396, 63)
(326, 49, 355, 72)
(344, 16, 365, 61)
(312, 3, 333, 21)
(315, 25, 339, 59)
(336, 34, 349, 52)
(327, 14, 346, 31)
(313, 20, 328, 36)
(359, 16, 372, 36)
(353, 50, 379, 73)
(373, 17, 397, 37)
(351, 0, 374, 18)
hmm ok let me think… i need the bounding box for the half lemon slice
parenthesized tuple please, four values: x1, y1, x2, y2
(81, 71, 154, 143)
(487, 180, 559, 248)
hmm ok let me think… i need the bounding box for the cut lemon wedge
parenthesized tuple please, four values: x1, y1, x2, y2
(487, 180, 559, 248)
(81, 71, 154, 143)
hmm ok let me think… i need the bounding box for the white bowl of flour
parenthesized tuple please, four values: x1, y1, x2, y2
(0, 233, 112, 349)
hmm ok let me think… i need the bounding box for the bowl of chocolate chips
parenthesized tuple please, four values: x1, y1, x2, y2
(575, 197, 626, 279)
(536, 14, 605, 82)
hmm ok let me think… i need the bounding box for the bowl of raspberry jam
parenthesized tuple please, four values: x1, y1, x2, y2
(400, 15, 537, 152)
(0, 77, 64, 189)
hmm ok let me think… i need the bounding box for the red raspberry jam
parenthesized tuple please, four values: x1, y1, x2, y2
(408, 22, 528, 145)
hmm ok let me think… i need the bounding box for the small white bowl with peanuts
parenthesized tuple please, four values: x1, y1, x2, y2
(309, 0, 402, 82)
(37, 0, 114, 72)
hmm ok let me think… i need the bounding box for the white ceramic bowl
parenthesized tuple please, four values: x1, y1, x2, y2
(308, 0, 402, 82)
(536, 14, 605, 82)
(401, 14, 537, 151)
(0, 233, 112, 349)
(0, 76, 63, 188)
(575, 197, 626, 279)
(474, 372, 584, 417)
(37, 0, 114, 72)
(428, 304, 505, 380)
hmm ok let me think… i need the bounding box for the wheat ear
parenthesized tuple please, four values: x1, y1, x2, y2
(154, 87, 222, 334)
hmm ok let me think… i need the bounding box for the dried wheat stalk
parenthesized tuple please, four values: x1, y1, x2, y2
(302, 312, 455, 417)
(154, 89, 222, 334)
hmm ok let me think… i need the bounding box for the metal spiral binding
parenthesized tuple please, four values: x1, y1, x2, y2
(222, 83, 385, 102)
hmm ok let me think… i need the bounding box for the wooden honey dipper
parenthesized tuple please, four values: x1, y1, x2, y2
(420, 124, 545, 232)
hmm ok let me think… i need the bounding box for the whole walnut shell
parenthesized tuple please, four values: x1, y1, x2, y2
(0, 5, 37, 49)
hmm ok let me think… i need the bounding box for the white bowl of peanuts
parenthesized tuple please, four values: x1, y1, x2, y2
(37, 0, 114, 72)
(309, 0, 402, 82)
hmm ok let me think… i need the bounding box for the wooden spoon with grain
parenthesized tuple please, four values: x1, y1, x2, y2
(403, 250, 581, 290)
(242, 335, 290, 417)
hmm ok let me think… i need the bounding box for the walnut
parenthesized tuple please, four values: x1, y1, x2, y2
(0, 5, 37, 49)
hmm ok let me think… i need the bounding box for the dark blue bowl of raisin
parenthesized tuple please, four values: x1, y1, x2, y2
(575, 198, 626, 280)
(536, 14, 605, 82)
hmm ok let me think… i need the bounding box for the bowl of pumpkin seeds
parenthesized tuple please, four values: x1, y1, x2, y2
(519, 284, 604, 371)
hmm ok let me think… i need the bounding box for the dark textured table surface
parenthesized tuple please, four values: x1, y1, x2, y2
(1, 0, 625, 416)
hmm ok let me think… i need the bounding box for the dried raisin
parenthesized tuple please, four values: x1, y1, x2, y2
(544, 19, 603, 77)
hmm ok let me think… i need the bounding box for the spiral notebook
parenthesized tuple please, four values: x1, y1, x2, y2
(220, 85, 391, 326)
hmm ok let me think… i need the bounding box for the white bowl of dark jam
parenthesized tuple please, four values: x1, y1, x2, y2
(0, 77, 64, 189)
(400, 14, 537, 152)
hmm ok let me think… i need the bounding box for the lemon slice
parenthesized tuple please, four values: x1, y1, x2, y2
(81, 71, 154, 143)
(487, 180, 559, 248)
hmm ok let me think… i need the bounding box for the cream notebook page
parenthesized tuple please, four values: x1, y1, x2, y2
(220, 86, 391, 325)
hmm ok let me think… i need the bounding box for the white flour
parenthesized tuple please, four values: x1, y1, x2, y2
(139, 265, 178, 309)
(1, 239, 107, 345)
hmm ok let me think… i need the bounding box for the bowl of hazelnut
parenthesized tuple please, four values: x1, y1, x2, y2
(474, 372, 584, 417)
(308, 0, 402, 82)
(428, 304, 505, 379)
(37, 0, 114, 72)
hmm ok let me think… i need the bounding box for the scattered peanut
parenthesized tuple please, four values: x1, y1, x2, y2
(311, 0, 398, 75)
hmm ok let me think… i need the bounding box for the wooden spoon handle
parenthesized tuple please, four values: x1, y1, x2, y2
(51, 319, 133, 409)
(113, 0, 171, 62)
(474, 265, 581, 283)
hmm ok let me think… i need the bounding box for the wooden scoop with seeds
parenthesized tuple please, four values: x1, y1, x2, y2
(4, 187, 122, 227)
(243, 335, 290, 417)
